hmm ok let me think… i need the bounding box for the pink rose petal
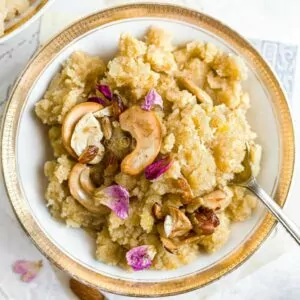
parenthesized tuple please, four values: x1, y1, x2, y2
(96, 84, 112, 100)
(141, 88, 163, 111)
(88, 96, 107, 106)
(13, 260, 43, 283)
(126, 245, 156, 271)
(145, 157, 173, 180)
(95, 185, 129, 219)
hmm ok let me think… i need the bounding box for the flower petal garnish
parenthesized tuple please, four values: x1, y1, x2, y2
(96, 84, 112, 100)
(94, 185, 129, 219)
(141, 88, 163, 111)
(126, 245, 156, 271)
(13, 260, 43, 282)
(88, 96, 107, 106)
(145, 156, 173, 180)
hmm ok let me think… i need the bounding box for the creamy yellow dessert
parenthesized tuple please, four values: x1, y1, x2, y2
(35, 27, 261, 271)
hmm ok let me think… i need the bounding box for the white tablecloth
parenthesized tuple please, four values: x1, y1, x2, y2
(1, 1, 300, 299)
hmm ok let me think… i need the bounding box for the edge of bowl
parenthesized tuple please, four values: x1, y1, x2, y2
(0, 0, 55, 44)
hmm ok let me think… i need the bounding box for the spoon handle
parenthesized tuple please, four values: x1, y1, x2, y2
(247, 178, 300, 245)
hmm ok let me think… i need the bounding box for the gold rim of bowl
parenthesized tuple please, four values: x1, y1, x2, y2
(1, 0, 49, 39)
(1, 3, 295, 297)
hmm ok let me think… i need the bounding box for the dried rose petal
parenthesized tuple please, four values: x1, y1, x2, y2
(141, 88, 163, 111)
(145, 157, 173, 180)
(13, 260, 43, 282)
(126, 245, 156, 271)
(96, 84, 112, 100)
(88, 96, 107, 106)
(94, 185, 129, 219)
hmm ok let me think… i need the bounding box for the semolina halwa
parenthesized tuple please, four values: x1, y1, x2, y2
(35, 27, 261, 271)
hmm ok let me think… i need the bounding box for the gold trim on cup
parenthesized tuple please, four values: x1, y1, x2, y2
(2, 0, 49, 38)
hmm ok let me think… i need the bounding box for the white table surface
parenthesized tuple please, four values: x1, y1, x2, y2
(1, 0, 300, 299)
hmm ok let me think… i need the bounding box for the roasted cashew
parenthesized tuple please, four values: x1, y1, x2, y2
(119, 106, 162, 175)
(164, 206, 193, 238)
(62, 102, 103, 159)
(68, 163, 109, 214)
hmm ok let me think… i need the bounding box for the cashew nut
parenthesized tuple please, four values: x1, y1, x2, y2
(202, 189, 231, 212)
(161, 237, 178, 254)
(164, 206, 193, 238)
(80, 167, 96, 195)
(62, 102, 103, 159)
(182, 234, 202, 245)
(119, 106, 162, 175)
(161, 233, 202, 254)
(152, 202, 164, 220)
(178, 76, 213, 105)
(68, 163, 109, 214)
(175, 177, 194, 204)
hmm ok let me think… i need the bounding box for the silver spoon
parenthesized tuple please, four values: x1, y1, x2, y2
(232, 143, 300, 245)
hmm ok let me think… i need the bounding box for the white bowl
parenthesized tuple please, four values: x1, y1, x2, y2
(1, 4, 295, 297)
(0, 0, 55, 43)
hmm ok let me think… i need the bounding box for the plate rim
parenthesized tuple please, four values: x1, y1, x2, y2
(1, 3, 295, 297)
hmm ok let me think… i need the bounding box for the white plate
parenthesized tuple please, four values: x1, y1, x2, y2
(1, 4, 294, 296)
